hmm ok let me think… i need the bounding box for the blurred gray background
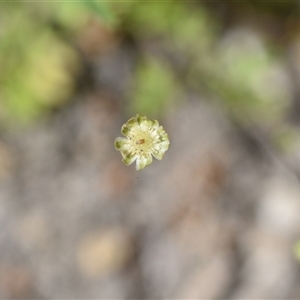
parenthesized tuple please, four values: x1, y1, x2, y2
(0, 1, 300, 298)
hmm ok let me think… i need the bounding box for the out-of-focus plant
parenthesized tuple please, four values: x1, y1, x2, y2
(123, 1, 216, 54)
(121, 1, 292, 130)
(294, 240, 300, 262)
(272, 125, 300, 155)
(203, 30, 292, 126)
(128, 57, 181, 118)
(2, 28, 80, 124)
(122, 1, 213, 117)
(0, 1, 115, 126)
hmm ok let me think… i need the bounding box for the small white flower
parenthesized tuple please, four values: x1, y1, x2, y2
(115, 114, 170, 170)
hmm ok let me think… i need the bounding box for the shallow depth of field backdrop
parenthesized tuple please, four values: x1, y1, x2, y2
(1, 1, 300, 298)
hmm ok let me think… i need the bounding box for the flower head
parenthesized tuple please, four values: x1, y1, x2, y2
(115, 114, 170, 170)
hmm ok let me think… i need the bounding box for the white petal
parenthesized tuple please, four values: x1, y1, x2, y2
(146, 153, 153, 166)
(135, 155, 148, 170)
(140, 120, 150, 131)
(152, 149, 165, 160)
(114, 137, 130, 151)
(122, 152, 137, 166)
(159, 140, 170, 150)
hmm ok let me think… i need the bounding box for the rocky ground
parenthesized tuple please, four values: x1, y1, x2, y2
(0, 85, 299, 298)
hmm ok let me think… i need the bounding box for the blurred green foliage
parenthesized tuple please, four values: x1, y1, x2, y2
(123, 1, 216, 117)
(0, 1, 114, 126)
(128, 57, 181, 118)
(122, 1, 291, 127)
(0, 0, 295, 134)
(273, 125, 300, 154)
(125, 1, 216, 52)
(294, 240, 300, 262)
(205, 35, 290, 125)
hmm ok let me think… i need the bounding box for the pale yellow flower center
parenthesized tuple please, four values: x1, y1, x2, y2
(128, 129, 154, 156)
